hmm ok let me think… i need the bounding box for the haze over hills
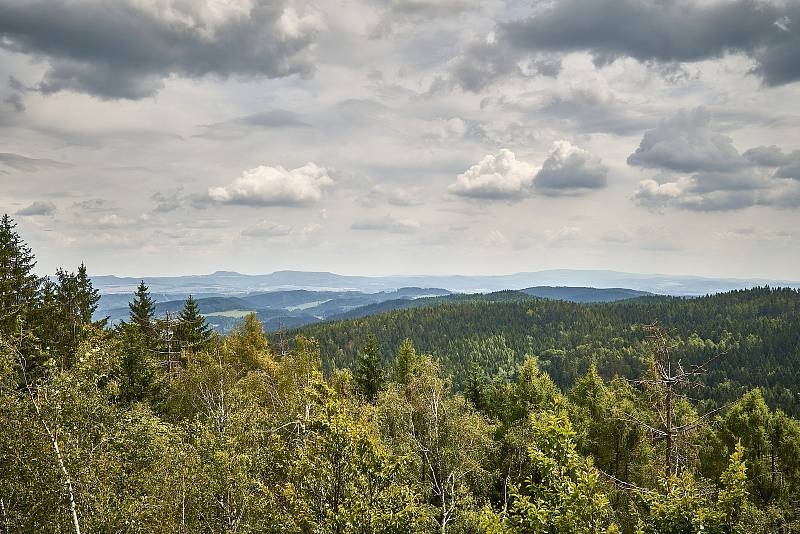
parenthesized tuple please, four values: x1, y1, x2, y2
(93, 269, 800, 298)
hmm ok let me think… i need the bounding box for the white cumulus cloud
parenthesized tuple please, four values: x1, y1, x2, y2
(208, 163, 333, 207)
(534, 140, 608, 194)
(448, 149, 536, 201)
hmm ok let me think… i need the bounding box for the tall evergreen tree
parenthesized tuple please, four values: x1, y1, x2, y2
(53, 268, 81, 363)
(76, 263, 102, 326)
(464, 360, 486, 411)
(176, 295, 212, 351)
(0, 214, 41, 336)
(393, 338, 417, 385)
(355, 334, 383, 401)
(128, 280, 155, 336)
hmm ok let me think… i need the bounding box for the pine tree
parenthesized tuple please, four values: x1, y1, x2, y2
(0, 214, 41, 335)
(177, 295, 211, 351)
(393, 338, 417, 385)
(355, 334, 383, 401)
(128, 280, 155, 336)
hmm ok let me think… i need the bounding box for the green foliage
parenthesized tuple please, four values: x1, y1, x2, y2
(393, 337, 418, 385)
(0, 214, 41, 344)
(636, 443, 756, 534)
(502, 409, 618, 533)
(296, 287, 800, 416)
(176, 294, 212, 351)
(355, 334, 383, 401)
(128, 279, 155, 336)
(5, 218, 800, 532)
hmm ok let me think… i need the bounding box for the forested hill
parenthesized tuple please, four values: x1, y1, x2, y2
(294, 286, 800, 414)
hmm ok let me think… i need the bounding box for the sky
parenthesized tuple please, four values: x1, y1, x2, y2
(1, 0, 799, 279)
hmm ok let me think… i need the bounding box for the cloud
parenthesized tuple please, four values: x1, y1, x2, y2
(629, 111, 800, 212)
(448, 149, 536, 200)
(442, 37, 522, 93)
(743, 145, 800, 180)
(95, 213, 133, 228)
(356, 185, 425, 207)
(15, 200, 56, 216)
(534, 140, 608, 194)
(151, 188, 186, 213)
(240, 220, 293, 238)
(350, 214, 420, 233)
(71, 198, 111, 212)
(0, 0, 325, 99)
(449, 143, 607, 200)
(534, 85, 656, 135)
(196, 110, 308, 140)
(371, 0, 479, 37)
(500, 0, 800, 86)
(631, 174, 800, 212)
(0, 152, 70, 171)
(207, 163, 333, 207)
(627, 107, 745, 173)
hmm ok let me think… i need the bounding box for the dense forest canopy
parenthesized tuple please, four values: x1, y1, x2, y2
(297, 288, 800, 416)
(2, 213, 800, 533)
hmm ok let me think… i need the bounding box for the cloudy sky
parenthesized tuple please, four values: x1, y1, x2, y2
(1, 0, 799, 279)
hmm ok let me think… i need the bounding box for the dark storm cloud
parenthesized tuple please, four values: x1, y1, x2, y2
(0, 0, 324, 99)
(0, 152, 70, 171)
(501, 0, 800, 86)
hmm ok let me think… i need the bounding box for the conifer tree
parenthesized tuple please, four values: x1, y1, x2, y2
(76, 263, 102, 326)
(0, 214, 41, 335)
(355, 334, 383, 401)
(465, 360, 486, 411)
(176, 295, 211, 351)
(393, 338, 417, 385)
(54, 268, 80, 363)
(128, 280, 155, 336)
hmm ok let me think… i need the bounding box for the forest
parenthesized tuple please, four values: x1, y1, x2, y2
(3, 212, 800, 533)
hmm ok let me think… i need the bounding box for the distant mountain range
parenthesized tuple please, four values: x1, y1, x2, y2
(93, 269, 799, 332)
(93, 269, 800, 297)
(98, 287, 453, 332)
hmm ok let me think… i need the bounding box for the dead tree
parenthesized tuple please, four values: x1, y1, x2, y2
(625, 324, 727, 478)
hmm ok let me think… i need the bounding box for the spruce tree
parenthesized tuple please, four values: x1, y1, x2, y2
(177, 295, 211, 350)
(54, 268, 80, 362)
(465, 360, 486, 411)
(0, 214, 41, 335)
(128, 280, 155, 335)
(355, 334, 383, 401)
(76, 263, 102, 326)
(393, 338, 417, 385)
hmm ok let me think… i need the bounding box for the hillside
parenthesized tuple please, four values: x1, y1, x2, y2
(521, 285, 652, 302)
(294, 287, 800, 415)
(98, 287, 453, 331)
